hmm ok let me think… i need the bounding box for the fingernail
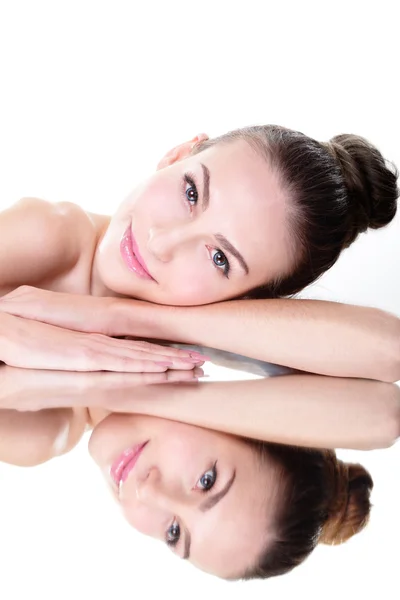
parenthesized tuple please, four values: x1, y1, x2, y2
(155, 361, 173, 367)
(190, 353, 210, 361)
(180, 357, 205, 364)
(179, 357, 199, 363)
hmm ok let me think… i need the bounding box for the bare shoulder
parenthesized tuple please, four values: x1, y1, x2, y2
(15, 196, 92, 234)
(0, 406, 90, 467)
(5, 196, 91, 246)
(0, 197, 96, 290)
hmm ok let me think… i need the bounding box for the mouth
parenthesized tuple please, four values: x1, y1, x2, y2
(110, 442, 149, 492)
(120, 225, 155, 281)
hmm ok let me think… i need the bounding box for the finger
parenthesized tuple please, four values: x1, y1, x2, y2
(92, 368, 203, 386)
(88, 338, 204, 369)
(125, 349, 205, 368)
(117, 342, 207, 362)
(117, 338, 210, 360)
(95, 354, 202, 374)
(101, 349, 200, 370)
(82, 354, 171, 373)
(140, 347, 208, 363)
(122, 370, 200, 384)
(164, 369, 202, 382)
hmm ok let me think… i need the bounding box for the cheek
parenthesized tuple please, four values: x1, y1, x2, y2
(162, 263, 224, 305)
(133, 174, 184, 223)
(168, 276, 211, 304)
(162, 440, 203, 468)
(122, 502, 160, 538)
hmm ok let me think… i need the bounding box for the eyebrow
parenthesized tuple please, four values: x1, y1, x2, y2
(200, 163, 210, 211)
(199, 163, 249, 276)
(181, 470, 237, 560)
(215, 234, 249, 276)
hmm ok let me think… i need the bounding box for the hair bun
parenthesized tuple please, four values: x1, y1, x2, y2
(320, 459, 374, 546)
(327, 134, 398, 246)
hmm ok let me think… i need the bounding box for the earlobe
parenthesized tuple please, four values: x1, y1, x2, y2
(156, 133, 209, 171)
(194, 133, 209, 144)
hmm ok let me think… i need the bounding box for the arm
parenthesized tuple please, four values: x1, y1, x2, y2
(1, 288, 399, 382)
(0, 365, 200, 465)
(1, 367, 398, 451)
(0, 200, 204, 372)
(115, 298, 400, 382)
(127, 375, 400, 451)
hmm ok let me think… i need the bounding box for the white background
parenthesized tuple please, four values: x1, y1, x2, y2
(0, 1, 399, 599)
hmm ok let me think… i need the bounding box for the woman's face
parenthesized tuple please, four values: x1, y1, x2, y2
(97, 137, 292, 305)
(89, 415, 279, 579)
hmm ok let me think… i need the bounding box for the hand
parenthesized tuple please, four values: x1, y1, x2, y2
(0, 313, 205, 373)
(0, 365, 203, 411)
(0, 285, 126, 334)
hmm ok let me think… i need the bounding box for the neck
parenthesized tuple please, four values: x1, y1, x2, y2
(86, 212, 118, 297)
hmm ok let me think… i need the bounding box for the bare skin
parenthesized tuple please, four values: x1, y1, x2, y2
(1, 367, 398, 459)
(0, 199, 210, 371)
(0, 134, 398, 578)
(0, 366, 398, 578)
(0, 284, 398, 380)
(0, 135, 398, 378)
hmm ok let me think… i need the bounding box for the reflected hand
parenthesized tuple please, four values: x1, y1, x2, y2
(0, 365, 203, 411)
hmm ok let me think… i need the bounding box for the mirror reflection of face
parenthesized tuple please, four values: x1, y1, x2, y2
(97, 140, 292, 305)
(89, 415, 279, 579)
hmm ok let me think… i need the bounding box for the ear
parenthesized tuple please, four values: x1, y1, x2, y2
(156, 133, 209, 170)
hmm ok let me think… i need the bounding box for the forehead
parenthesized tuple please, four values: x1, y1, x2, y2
(189, 446, 276, 579)
(194, 139, 276, 191)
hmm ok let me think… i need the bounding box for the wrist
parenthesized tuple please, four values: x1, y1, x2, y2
(110, 298, 177, 339)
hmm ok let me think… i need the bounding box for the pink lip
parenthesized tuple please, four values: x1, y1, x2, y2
(120, 225, 154, 281)
(110, 442, 148, 489)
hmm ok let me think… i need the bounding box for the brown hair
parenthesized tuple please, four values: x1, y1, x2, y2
(241, 442, 373, 580)
(193, 125, 398, 298)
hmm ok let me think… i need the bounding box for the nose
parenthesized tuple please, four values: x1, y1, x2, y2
(147, 223, 195, 263)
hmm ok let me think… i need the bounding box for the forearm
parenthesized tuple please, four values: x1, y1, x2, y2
(2, 289, 399, 382)
(121, 298, 400, 382)
(2, 364, 397, 451)
(130, 375, 400, 450)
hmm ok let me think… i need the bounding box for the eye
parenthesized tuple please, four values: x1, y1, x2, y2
(165, 464, 217, 550)
(212, 250, 227, 269)
(166, 520, 180, 548)
(184, 174, 198, 207)
(207, 247, 231, 278)
(197, 463, 217, 492)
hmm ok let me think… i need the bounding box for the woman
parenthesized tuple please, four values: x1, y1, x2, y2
(0, 124, 399, 380)
(0, 367, 399, 580)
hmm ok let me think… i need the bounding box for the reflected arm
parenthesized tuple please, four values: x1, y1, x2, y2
(127, 375, 400, 451)
(0, 366, 398, 451)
